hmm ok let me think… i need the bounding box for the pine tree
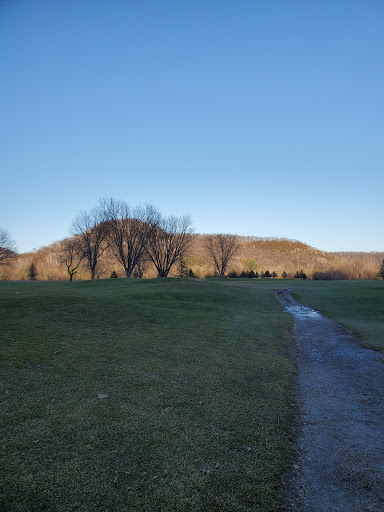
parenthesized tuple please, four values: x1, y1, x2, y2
(110, 271, 118, 278)
(378, 259, 384, 279)
(264, 270, 271, 278)
(177, 259, 189, 278)
(282, 271, 288, 279)
(27, 262, 38, 280)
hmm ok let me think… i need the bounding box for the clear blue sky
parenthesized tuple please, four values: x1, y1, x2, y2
(1, 0, 383, 253)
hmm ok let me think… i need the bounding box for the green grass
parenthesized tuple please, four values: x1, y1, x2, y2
(288, 280, 384, 352)
(0, 279, 296, 512)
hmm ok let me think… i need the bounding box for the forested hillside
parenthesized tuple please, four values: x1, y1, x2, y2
(2, 235, 382, 281)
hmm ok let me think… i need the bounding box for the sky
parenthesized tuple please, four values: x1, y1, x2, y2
(1, 0, 383, 253)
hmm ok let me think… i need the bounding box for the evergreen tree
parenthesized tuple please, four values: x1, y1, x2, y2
(240, 270, 248, 278)
(110, 271, 118, 278)
(248, 270, 255, 279)
(282, 271, 288, 279)
(271, 271, 278, 278)
(27, 262, 38, 280)
(264, 270, 271, 278)
(177, 258, 189, 278)
(188, 269, 194, 278)
(294, 270, 307, 280)
(378, 259, 384, 279)
(254, 271, 259, 279)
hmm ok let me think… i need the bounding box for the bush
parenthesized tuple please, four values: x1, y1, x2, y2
(227, 270, 238, 278)
(313, 269, 348, 280)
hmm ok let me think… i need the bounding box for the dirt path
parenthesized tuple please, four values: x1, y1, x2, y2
(275, 289, 384, 512)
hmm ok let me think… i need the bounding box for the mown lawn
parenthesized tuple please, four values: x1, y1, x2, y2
(0, 279, 295, 512)
(289, 280, 384, 352)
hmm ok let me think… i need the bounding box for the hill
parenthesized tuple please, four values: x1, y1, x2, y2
(2, 235, 382, 281)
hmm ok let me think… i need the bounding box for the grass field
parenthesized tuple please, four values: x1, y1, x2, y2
(0, 279, 296, 512)
(290, 280, 384, 352)
(2, 278, 383, 512)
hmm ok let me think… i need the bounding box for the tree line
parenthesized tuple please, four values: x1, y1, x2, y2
(0, 200, 244, 282)
(1, 208, 384, 281)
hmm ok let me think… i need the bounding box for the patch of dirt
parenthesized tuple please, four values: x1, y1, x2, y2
(275, 289, 384, 512)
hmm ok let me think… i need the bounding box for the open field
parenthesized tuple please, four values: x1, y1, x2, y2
(0, 279, 295, 512)
(1, 278, 383, 511)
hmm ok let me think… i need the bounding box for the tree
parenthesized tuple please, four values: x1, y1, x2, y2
(271, 271, 278, 278)
(103, 199, 157, 278)
(248, 270, 255, 279)
(146, 214, 194, 278)
(378, 259, 384, 279)
(110, 270, 118, 278)
(27, 262, 38, 280)
(177, 258, 189, 278)
(204, 233, 240, 279)
(0, 228, 17, 266)
(282, 271, 288, 279)
(294, 270, 307, 280)
(71, 204, 110, 280)
(132, 256, 150, 279)
(59, 237, 85, 282)
(242, 258, 257, 273)
(263, 270, 271, 278)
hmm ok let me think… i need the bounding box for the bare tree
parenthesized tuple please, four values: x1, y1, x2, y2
(0, 228, 17, 266)
(146, 214, 194, 277)
(71, 205, 110, 280)
(59, 237, 85, 282)
(103, 198, 157, 278)
(204, 233, 241, 278)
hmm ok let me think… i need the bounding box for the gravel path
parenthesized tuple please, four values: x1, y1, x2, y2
(275, 289, 384, 512)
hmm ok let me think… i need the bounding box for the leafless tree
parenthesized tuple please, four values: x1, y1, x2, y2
(146, 214, 194, 277)
(0, 228, 17, 266)
(102, 198, 158, 278)
(71, 204, 110, 280)
(204, 233, 241, 278)
(59, 237, 85, 282)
